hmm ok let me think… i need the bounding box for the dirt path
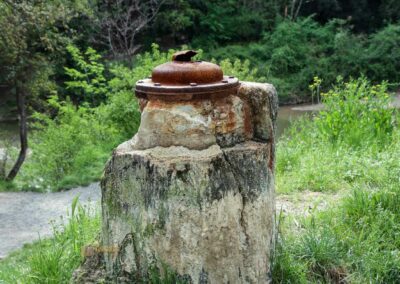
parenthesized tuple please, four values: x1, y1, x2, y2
(0, 183, 101, 259)
(276, 190, 345, 217)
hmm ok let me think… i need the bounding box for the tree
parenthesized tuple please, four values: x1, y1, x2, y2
(0, 0, 85, 181)
(97, 0, 165, 59)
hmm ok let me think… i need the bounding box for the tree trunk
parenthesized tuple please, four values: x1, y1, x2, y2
(6, 84, 28, 181)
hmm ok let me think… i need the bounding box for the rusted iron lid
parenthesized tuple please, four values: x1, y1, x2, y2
(152, 50, 223, 85)
(135, 50, 239, 99)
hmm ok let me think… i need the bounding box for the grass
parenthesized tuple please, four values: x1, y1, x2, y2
(272, 78, 400, 283)
(0, 197, 100, 284)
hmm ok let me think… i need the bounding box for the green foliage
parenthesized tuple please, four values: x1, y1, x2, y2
(0, 179, 16, 192)
(217, 58, 264, 82)
(17, 97, 120, 191)
(364, 24, 400, 83)
(152, 0, 198, 40)
(162, 0, 280, 48)
(101, 43, 173, 139)
(315, 77, 395, 147)
(64, 45, 107, 106)
(208, 18, 400, 103)
(274, 78, 400, 282)
(0, 0, 95, 106)
(14, 44, 177, 191)
(277, 78, 398, 193)
(207, 17, 344, 102)
(0, 198, 100, 283)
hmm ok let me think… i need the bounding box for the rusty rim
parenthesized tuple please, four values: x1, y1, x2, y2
(135, 75, 239, 98)
(135, 50, 239, 98)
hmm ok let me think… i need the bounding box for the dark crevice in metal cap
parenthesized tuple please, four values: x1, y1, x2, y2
(172, 50, 198, 62)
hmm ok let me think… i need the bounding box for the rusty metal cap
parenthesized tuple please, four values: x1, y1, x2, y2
(135, 50, 239, 100)
(152, 50, 223, 85)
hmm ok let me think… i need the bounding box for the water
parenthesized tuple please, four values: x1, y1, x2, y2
(276, 104, 316, 138)
(0, 121, 19, 145)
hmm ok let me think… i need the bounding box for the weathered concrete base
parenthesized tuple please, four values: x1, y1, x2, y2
(101, 141, 275, 283)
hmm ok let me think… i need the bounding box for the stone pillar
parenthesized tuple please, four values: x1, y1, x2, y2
(101, 82, 277, 283)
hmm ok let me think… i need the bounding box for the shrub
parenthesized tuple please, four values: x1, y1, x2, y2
(64, 45, 108, 107)
(216, 58, 265, 82)
(100, 43, 173, 139)
(364, 24, 400, 84)
(315, 77, 395, 147)
(207, 19, 400, 103)
(17, 97, 120, 191)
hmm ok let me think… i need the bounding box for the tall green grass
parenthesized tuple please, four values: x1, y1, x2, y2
(273, 78, 400, 282)
(277, 77, 398, 193)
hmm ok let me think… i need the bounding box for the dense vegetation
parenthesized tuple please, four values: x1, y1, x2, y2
(0, 1, 400, 282)
(1, 77, 398, 283)
(273, 78, 400, 282)
(1, 0, 400, 110)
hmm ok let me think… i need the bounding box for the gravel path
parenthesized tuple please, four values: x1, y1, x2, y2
(0, 183, 101, 259)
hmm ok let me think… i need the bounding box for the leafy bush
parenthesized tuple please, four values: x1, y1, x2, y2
(364, 24, 400, 84)
(64, 45, 107, 106)
(315, 77, 395, 147)
(217, 58, 264, 82)
(17, 97, 120, 191)
(208, 19, 400, 103)
(100, 43, 172, 139)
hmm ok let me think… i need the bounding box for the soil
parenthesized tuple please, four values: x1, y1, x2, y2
(276, 190, 345, 217)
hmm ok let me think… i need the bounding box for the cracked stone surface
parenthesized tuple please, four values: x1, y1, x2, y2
(101, 142, 275, 283)
(132, 95, 250, 150)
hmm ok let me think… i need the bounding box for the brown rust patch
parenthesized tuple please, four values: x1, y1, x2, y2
(243, 102, 253, 139)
